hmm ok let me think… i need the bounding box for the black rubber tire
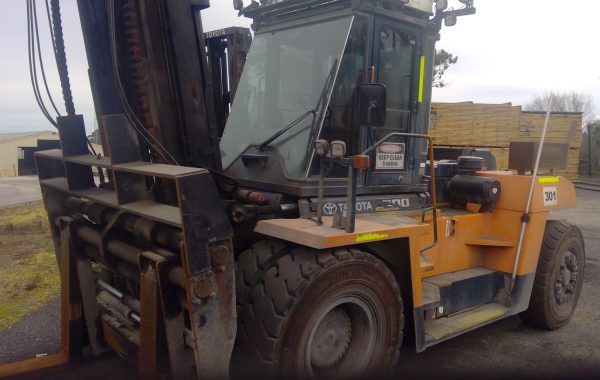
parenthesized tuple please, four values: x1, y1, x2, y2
(521, 220, 585, 330)
(233, 241, 404, 379)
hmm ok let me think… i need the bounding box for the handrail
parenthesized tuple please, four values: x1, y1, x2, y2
(362, 132, 438, 253)
(362, 132, 437, 208)
(419, 207, 438, 255)
(510, 98, 554, 294)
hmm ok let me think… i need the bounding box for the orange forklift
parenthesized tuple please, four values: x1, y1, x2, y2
(1, 0, 584, 378)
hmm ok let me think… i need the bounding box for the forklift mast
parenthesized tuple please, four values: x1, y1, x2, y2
(205, 27, 253, 137)
(77, 0, 222, 170)
(28, 1, 244, 377)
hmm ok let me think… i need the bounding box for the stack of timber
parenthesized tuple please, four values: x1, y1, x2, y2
(430, 102, 582, 179)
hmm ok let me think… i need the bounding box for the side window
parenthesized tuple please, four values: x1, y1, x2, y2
(377, 27, 416, 134)
(320, 17, 367, 148)
(313, 17, 367, 177)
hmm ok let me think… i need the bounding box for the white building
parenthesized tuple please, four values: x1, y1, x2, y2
(0, 131, 102, 177)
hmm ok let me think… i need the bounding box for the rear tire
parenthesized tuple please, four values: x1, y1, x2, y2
(234, 241, 404, 379)
(521, 220, 585, 329)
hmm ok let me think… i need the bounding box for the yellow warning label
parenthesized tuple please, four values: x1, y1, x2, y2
(355, 232, 389, 243)
(539, 176, 559, 184)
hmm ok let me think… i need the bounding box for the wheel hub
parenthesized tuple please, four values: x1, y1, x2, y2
(555, 250, 579, 305)
(309, 307, 352, 368)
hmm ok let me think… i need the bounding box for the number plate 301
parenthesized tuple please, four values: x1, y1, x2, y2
(543, 186, 558, 206)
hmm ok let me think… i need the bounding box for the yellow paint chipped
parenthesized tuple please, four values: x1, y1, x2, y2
(538, 176, 559, 183)
(355, 232, 389, 243)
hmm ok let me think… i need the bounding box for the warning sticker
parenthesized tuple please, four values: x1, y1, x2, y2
(375, 143, 405, 170)
(543, 186, 558, 206)
(356, 232, 390, 243)
(539, 176, 560, 184)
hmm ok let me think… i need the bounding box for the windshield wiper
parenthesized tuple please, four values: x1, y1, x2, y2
(304, 59, 339, 162)
(257, 59, 339, 152)
(257, 110, 316, 151)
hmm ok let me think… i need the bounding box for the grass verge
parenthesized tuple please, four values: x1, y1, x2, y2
(0, 201, 59, 332)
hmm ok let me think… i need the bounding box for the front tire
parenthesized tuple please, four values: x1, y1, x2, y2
(234, 242, 404, 378)
(521, 220, 585, 329)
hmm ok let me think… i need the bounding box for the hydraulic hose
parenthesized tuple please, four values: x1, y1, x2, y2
(50, 0, 76, 116)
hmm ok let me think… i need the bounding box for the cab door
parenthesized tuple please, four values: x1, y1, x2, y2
(364, 21, 421, 186)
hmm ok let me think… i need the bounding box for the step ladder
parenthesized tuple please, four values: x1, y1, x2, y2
(418, 267, 511, 351)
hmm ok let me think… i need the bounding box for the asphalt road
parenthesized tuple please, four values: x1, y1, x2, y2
(1, 189, 599, 379)
(0, 299, 61, 364)
(0, 177, 42, 207)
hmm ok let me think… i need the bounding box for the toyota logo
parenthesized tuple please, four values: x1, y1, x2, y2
(323, 203, 338, 215)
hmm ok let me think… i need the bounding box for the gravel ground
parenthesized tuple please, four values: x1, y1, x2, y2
(0, 177, 41, 207)
(0, 300, 60, 364)
(1, 189, 599, 379)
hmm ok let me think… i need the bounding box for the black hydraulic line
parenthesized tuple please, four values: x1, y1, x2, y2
(97, 279, 141, 314)
(39, 1, 104, 163)
(27, 2, 45, 119)
(64, 196, 184, 251)
(27, 0, 56, 127)
(76, 225, 185, 289)
(107, 0, 179, 166)
(28, 0, 95, 164)
(49, 0, 76, 116)
(97, 290, 140, 324)
(32, 0, 62, 117)
(45, 0, 100, 157)
(44, 0, 58, 60)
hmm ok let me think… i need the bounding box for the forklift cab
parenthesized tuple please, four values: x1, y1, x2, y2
(220, 1, 440, 198)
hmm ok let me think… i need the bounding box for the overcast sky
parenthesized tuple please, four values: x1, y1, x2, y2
(1, 0, 598, 134)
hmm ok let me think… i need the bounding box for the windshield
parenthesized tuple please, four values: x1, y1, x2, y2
(220, 17, 353, 178)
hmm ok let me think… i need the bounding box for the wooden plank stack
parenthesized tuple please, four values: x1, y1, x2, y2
(430, 102, 582, 179)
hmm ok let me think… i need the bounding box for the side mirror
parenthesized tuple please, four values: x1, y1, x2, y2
(444, 14, 457, 26)
(357, 83, 387, 127)
(233, 0, 244, 11)
(436, 0, 448, 11)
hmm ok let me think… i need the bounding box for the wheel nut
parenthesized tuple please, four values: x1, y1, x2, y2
(211, 244, 231, 270)
(193, 274, 215, 299)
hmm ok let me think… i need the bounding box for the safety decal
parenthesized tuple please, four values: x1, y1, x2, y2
(539, 176, 559, 184)
(355, 232, 389, 243)
(375, 143, 405, 170)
